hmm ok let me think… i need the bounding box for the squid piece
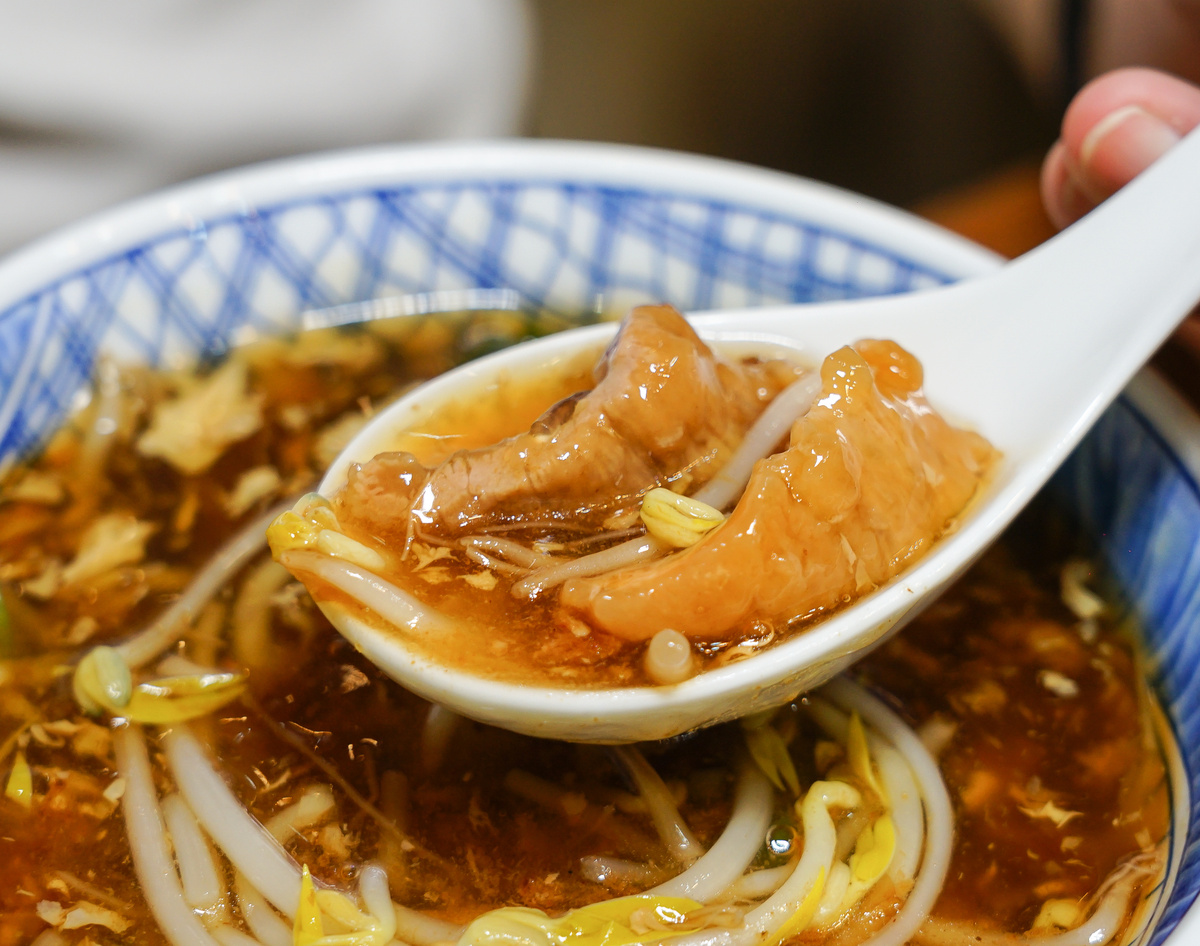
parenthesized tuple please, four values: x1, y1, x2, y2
(558, 340, 996, 641)
(335, 305, 798, 541)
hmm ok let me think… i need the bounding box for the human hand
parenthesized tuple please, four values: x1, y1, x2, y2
(1041, 68, 1200, 229)
(1042, 68, 1200, 375)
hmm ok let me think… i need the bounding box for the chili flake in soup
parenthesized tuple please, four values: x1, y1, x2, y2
(0, 308, 1173, 946)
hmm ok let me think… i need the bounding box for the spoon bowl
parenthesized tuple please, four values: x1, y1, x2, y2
(314, 128, 1200, 743)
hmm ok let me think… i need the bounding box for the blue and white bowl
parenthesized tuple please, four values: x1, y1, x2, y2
(0, 141, 1196, 943)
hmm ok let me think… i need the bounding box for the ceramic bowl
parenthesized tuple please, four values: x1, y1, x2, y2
(0, 141, 1196, 943)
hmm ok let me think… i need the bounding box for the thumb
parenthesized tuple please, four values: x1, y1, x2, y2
(1041, 68, 1200, 229)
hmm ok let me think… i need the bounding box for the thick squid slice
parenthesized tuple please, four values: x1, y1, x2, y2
(558, 340, 995, 641)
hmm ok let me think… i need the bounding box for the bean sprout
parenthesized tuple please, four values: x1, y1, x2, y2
(210, 927, 266, 946)
(821, 677, 954, 946)
(117, 501, 294, 668)
(419, 705, 461, 775)
(262, 784, 336, 843)
(876, 746, 924, 885)
(460, 536, 556, 570)
(280, 549, 451, 636)
(513, 535, 663, 599)
(743, 780, 848, 935)
(160, 724, 464, 946)
(645, 629, 696, 685)
(234, 873, 291, 946)
(612, 745, 704, 865)
(650, 762, 774, 902)
(162, 793, 225, 910)
(113, 725, 222, 946)
(692, 373, 821, 511)
(727, 866, 791, 901)
(161, 726, 303, 919)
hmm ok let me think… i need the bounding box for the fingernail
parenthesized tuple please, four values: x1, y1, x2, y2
(1079, 104, 1182, 183)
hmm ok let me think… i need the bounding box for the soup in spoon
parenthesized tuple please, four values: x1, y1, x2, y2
(269, 304, 996, 687)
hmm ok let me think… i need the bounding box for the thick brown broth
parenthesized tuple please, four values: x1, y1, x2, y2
(310, 309, 995, 686)
(0, 311, 1171, 946)
(327, 351, 646, 685)
(858, 545, 1169, 932)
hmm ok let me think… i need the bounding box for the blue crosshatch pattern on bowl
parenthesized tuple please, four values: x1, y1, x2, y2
(0, 182, 950, 469)
(1052, 398, 1200, 944)
(1, 173, 1199, 942)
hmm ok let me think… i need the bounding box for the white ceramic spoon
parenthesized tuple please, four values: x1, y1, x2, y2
(315, 127, 1200, 744)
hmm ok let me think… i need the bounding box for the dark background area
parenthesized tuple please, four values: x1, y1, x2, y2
(527, 0, 1058, 209)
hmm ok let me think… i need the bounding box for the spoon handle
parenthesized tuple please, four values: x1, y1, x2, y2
(700, 126, 1200, 466)
(990, 123, 1200, 396)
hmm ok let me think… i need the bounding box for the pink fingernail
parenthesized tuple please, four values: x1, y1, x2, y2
(1079, 104, 1182, 182)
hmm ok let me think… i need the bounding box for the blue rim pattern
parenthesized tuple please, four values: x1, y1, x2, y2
(1053, 397, 1200, 943)
(0, 182, 950, 470)
(0, 169, 1195, 942)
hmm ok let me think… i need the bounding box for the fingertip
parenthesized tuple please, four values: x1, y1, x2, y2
(1041, 140, 1095, 229)
(1061, 68, 1200, 151)
(1059, 69, 1200, 199)
(1078, 104, 1182, 198)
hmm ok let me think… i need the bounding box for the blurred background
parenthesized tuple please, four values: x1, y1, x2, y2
(0, 0, 1064, 257)
(529, 0, 1055, 207)
(528, 0, 1062, 256)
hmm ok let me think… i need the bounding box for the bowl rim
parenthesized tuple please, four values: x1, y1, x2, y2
(0, 138, 1002, 315)
(1123, 370, 1200, 945)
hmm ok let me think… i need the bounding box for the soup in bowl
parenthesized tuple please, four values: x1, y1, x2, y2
(0, 141, 1196, 946)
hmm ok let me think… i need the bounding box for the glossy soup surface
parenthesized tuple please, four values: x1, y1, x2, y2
(298, 306, 994, 686)
(0, 311, 1169, 945)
